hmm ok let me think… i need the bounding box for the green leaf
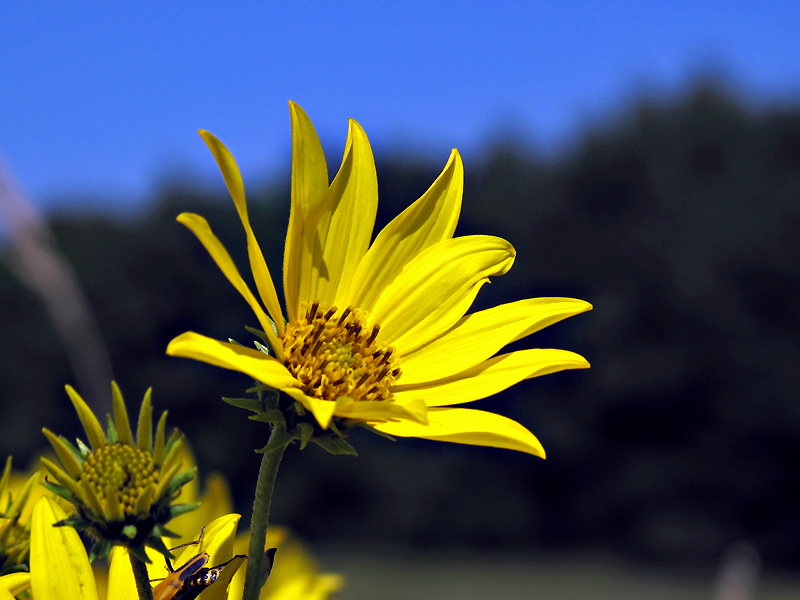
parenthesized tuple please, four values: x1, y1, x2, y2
(223, 397, 265, 413)
(312, 436, 358, 456)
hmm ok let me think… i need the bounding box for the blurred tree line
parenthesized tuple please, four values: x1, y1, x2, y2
(2, 83, 800, 569)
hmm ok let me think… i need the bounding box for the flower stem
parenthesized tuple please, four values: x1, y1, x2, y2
(129, 552, 154, 600)
(242, 427, 289, 600)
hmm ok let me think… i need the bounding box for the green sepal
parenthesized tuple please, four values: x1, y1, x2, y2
(89, 539, 113, 563)
(146, 535, 174, 559)
(53, 516, 91, 529)
(245, 383, 280, 400)
(223, 397, 265, 413)
(247, 411, 286, 424)
(151, 523, 180, 539)
(128, 543, 151, 564)
(255, 426, 293, 454)
(353, 422, 397, 442)
(244, 325, 273, 346)
(121, 524, 137, 540)
(164, 428, 182, 458)
(39, 480, 79, 505)
(312, 436, 358, 456)
(106, 414, 118, 444)
(75, 438, 92, 458)
(295, 422, 314, 450)
(227, 337, 243, 346)
(59, 436, 87, 466)
(163, 468, 197, 499)
(254, 341, 271, 356)
(168, 502, 201, 521)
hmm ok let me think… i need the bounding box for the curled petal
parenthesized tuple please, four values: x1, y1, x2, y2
(341, 149, 463, 312)
(199, 130, 285, 335)
(310, 119, 378, 306)
(372, 407, 546, 457)
(167, 332, 298, 390)
(285, 101, 330, 322)
(370, 235, 516, 354)
(399, 298, 592, 386)
(395, 348, 590, 406)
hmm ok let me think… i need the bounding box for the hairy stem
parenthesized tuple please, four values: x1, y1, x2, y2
(242, 427, 288, 600)
(129, 552, 154, 600)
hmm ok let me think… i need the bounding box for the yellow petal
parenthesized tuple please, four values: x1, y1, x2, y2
(283, 388, 336, 429)
(167, 332, 298, 390)
(198, 130, 285, 335)
(31, 497, 99, 600)
(395, 348, 590, 406)
(197, 513, 240, 572)
(285, 101, 330, 322)
(176, 212, 284, 361)
(372, 407, 546, 457)
(339, 149, 463, 312)
(0, 572, 30, 597)
(64, 385, 106, 450)
(106, 547, 139, 600)
(137, 387, 153, 453)
(39, 457, 86, 508)
(399, 297, 593, 386)
(370, 235, 516, 354)
(310, 119, 378, 307)
(333, 398, 427, 424)
(42, 429, 82, 479)
(0, 583, 15, 600)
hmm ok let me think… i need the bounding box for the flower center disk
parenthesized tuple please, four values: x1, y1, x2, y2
(281, 301, 401, 404)
(80, 443, 158, 517)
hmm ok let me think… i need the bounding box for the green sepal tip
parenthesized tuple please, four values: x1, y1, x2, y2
(106, 414, 118, 444)
(255, 425, 293, 454)
(312, 435, 358, 456)
(167, 502, 201, 521)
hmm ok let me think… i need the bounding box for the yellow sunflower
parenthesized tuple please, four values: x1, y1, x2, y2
(167, 101, 591, 457)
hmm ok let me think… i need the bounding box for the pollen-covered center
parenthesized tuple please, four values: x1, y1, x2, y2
(80, 443, 158, 517)
(281, 301, 401, 404)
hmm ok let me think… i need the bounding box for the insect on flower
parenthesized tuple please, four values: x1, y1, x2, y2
(152, 550, 247, 600)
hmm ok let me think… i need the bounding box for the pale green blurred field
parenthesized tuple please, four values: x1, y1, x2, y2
(317, 550, 800, 600)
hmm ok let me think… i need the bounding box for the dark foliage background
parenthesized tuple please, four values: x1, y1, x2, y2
(2, 84, 799, 570)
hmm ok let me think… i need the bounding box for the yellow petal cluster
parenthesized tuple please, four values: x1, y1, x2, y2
(168, 102, 591, 457)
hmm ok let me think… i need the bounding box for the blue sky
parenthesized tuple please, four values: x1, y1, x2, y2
(1, 1, 799, 213)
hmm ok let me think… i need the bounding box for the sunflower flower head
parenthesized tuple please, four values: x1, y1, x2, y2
(168, 101, 591, 457)
(40, 382, 198, 562)
(0, 457, 38, 574)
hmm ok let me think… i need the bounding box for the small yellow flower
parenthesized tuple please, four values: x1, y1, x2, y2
(0, 457, 38, 574)
(40, 383, 198, 562)
(168, 102, 591, 457)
